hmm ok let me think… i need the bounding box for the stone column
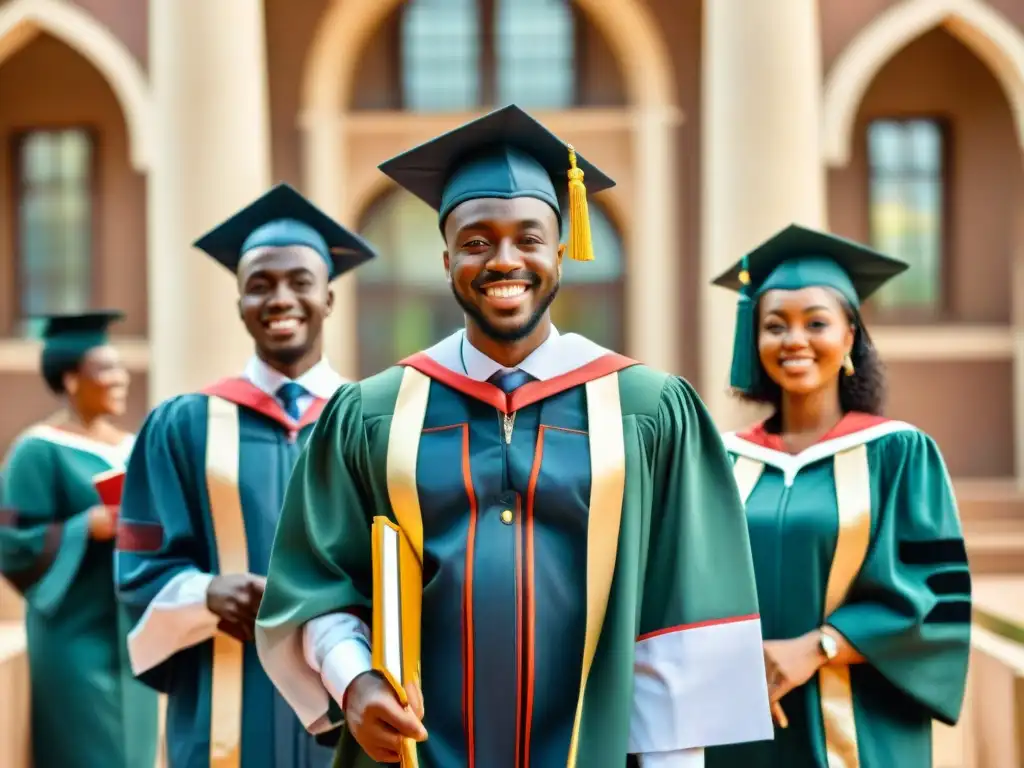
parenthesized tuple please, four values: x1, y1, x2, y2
(147, 0, 272, 403)
(300, 112, 359, 380)
(701, 0, 827, 427)
(628, 106, 683, 374)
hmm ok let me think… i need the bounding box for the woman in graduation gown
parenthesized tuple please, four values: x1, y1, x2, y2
(704, 225, 971, 768)
(0, 311, 158, 768)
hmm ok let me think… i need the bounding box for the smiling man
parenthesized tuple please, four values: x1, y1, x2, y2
(256, 106, 773, 768)
(114, 183, 376, 768)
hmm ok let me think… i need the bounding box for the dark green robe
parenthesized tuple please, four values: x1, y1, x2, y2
(0, 425, 159, 768)
(257, 331, 774, 768)
(706, 412, 971, 768)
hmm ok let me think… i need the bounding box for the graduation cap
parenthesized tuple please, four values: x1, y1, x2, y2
(711, 224, 908, 392)
(378, 104, 615, 262)
(192, 183, 377, 280)
(40, 310, 124, 356)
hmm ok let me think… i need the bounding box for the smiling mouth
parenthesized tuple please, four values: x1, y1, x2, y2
(780, 358, 814, 370)
(264, 317, 304, 334)
(484, 284, 528, 298)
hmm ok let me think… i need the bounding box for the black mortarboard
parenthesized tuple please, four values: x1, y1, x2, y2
(41, 310, 124, 355)
(711, 224, 909, 392)
(377, 104, 615, 261)
(191, 183, 377, 280)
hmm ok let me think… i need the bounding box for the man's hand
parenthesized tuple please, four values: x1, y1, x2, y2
(88, 505, 118, 541)
(344, 671, 427, 763)
(206, 574, 266, 642)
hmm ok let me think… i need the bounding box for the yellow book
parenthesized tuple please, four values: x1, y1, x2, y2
(371, 516, 423, 767)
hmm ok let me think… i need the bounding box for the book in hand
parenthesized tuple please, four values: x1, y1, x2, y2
(93, 468, 126, 507)
(371, 515, 423, 768)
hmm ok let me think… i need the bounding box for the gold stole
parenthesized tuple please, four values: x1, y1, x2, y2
(382, 369, 430, 768)
(204, 396, 249, 768)
(731, 445, 873, 768)
(384, 367, 627, 768)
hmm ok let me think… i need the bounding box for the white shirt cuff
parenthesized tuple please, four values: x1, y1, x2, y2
(638, 749, 704, 768)
(302, 612, 373, 708)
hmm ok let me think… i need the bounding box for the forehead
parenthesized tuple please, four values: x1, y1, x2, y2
(237, 245, 327, 278)
(759, 286, 845, 315)
(447, 196, 559, 231)
(81, 344, 121, 367)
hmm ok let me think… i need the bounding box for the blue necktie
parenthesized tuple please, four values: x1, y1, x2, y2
(276, 382, 307, 421)
(488, 369, 533, 394)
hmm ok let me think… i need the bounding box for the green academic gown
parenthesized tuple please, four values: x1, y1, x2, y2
(705, 412, 972, 768)
(257, 329, 774, 768)
(0, 425, 159, 768)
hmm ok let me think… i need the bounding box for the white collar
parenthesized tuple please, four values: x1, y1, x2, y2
(18, 425, 134, 469)
(243, 356, 346, 400)
(422, 326, 612, 382)
(722, 420, 916, 486)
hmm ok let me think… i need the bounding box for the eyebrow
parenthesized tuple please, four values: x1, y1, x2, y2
(763, 304, 833, 317)
(243, 266, 316, 281)
(458, 218, 549, 234)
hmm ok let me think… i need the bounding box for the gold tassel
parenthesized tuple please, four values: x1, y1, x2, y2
(566, 144, 594, 262)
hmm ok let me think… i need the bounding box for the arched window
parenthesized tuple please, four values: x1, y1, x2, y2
(356, 189, 625, 377)
(401, 0, 481, 112)
(399, 0, 577, 112)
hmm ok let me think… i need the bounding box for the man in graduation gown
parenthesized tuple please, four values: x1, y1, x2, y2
(256, 105, 774, 768)
(115, 183, 378, 768)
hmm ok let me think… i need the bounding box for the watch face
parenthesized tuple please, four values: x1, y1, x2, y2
(821, 632, 838, 658)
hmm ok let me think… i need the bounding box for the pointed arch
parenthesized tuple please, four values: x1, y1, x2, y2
(0, 0, 152, 170)
(823, 0, 1024, 166)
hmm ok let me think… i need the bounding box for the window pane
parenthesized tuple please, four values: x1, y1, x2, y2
(357, 189, 626, 375)
(401, 0, 481, 112)
(496, 0, 576, 108)
(867, 119, 944, 312)
(16, 129, 94, 336)
(555, 205, 625, 349)
(866, 120, 903, 172)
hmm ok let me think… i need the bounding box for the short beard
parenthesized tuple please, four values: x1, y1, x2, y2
(257, 343, 311, 368)
(452, 281, 560, 343)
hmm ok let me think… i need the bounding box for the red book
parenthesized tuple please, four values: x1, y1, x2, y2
(93, 468, 126, 507)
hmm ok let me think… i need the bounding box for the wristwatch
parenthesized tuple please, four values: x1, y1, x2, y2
(818, 628, 838, 661)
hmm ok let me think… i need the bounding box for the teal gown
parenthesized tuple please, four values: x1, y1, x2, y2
(0, 424, 159, 768)
(116, 377, 338, 768)
(706, 411, 972, 768)
(256, 330, 774, 768)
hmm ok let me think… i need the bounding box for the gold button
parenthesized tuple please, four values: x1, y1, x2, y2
(500, 509, 513, 524)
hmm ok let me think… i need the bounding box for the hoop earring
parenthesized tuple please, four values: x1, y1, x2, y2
(842, 354, 855, 377)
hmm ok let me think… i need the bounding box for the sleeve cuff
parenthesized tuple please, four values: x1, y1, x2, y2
(630, 616, 773, 751)
(127, 569, 219, 675)
(320, 637, 372, 709)
(27, 511, 90, 616)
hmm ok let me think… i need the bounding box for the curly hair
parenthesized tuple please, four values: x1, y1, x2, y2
(735, 291, 887, 431)
(41, 347, 85, 395)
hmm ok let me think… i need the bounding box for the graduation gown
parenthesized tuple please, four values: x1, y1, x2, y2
(0, 425, 159, 768)
(256, 329, 774, 768)
(706, 412, 972, 768)
(116, 374, 339, 768)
